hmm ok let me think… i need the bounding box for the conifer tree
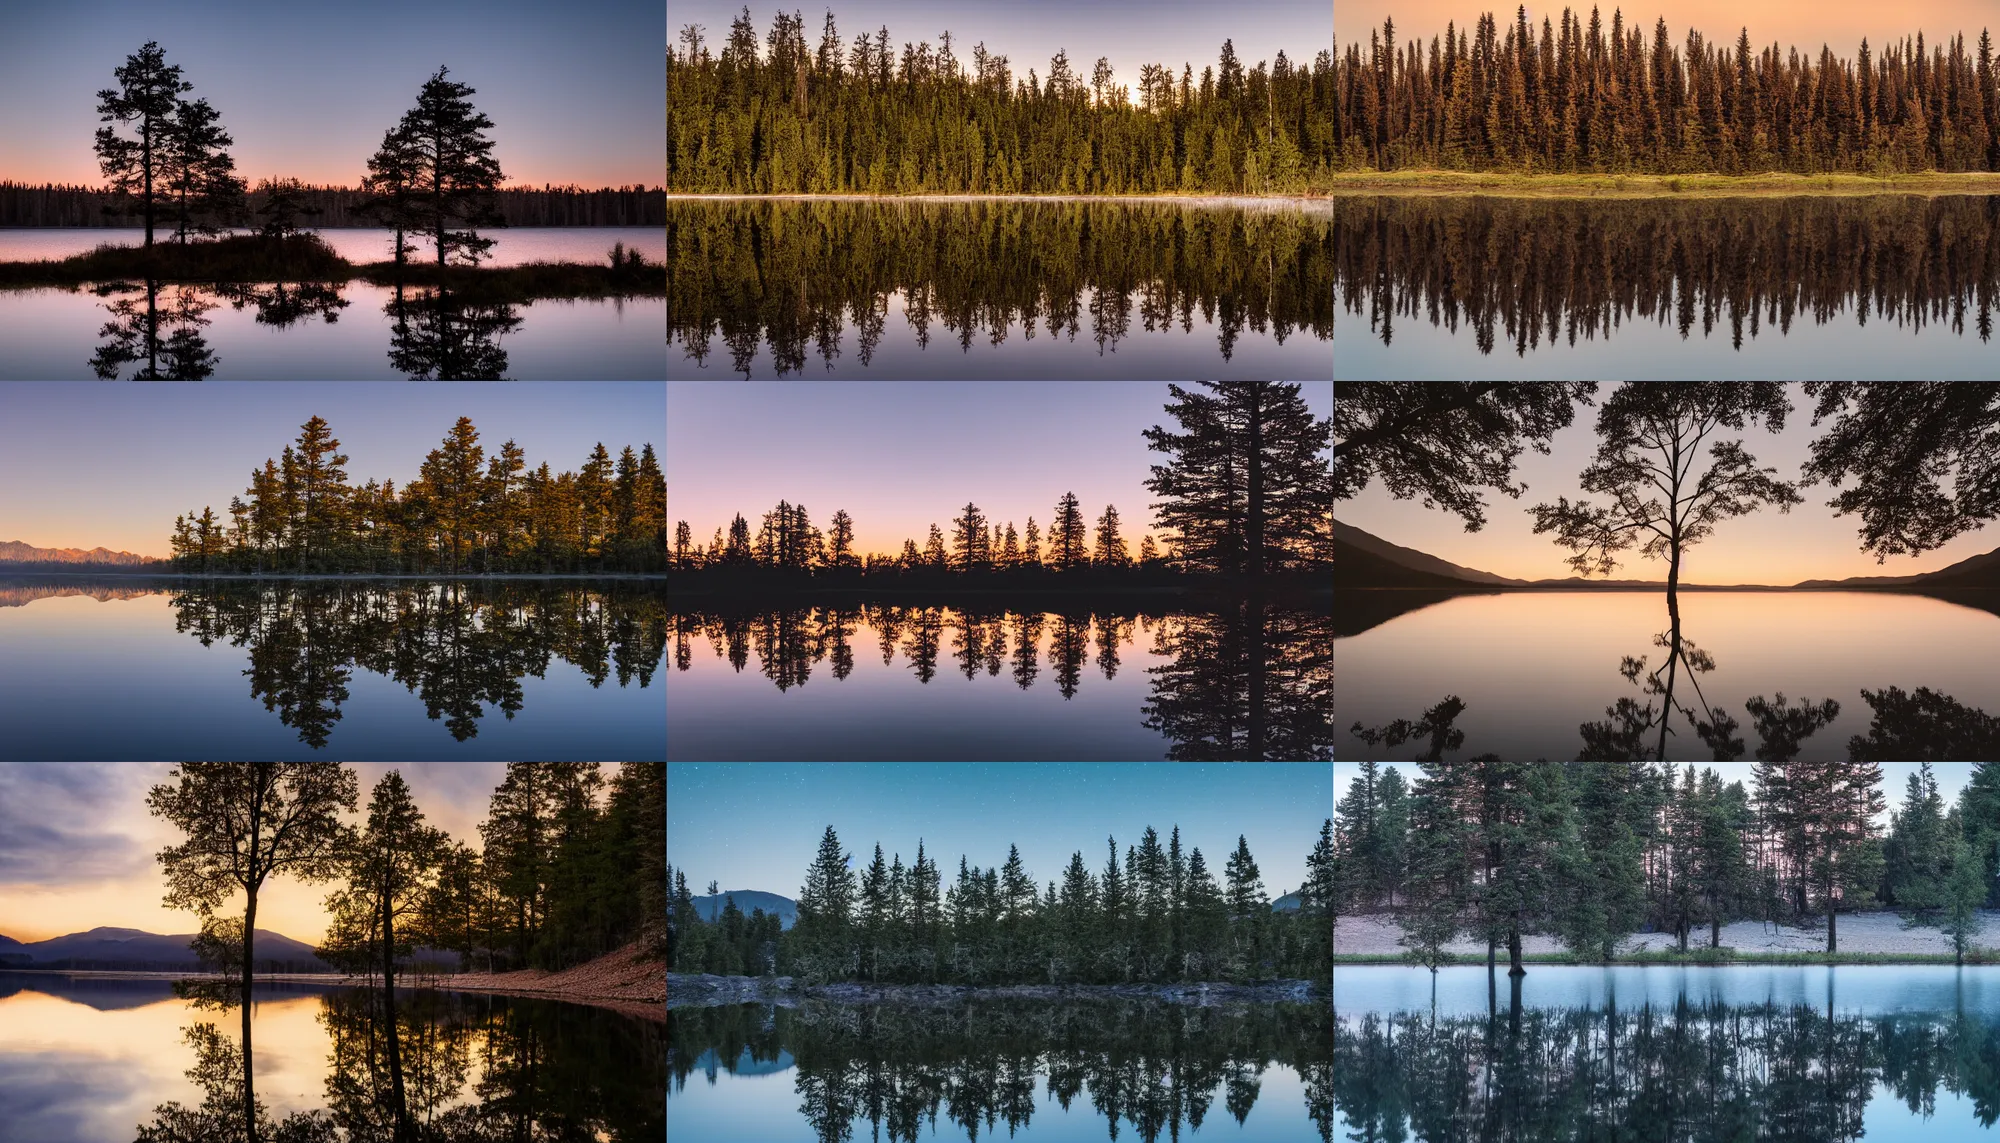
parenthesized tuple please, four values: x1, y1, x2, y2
(1093, 504, 1129, 566)
(1023, 517, 1042, 566)
(1050, 492, 1088, 569)
(95, 42, 191, 251)
(390, 67, 507, 266)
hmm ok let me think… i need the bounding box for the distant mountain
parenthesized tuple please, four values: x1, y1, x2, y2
(1333, 519, 1527, 585)
(1271, 892, 1303, 913)
(1795, 543, 2000, 589)
(0, 540, 156, 565)
(11, 926, 332, 971)
(687, 891, 798, 930)
(0, 585, 157, 609)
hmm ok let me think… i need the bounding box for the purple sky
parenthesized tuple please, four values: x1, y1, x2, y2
(665, 381, 1332, 559)
(0, 382, 663, 558)
(3, 0, 663, 187)
(670, 0, 1333, 103)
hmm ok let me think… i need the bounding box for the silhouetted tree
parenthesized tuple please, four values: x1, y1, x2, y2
(1146, 381, 1333, 575)
(951, 501, 992, 572)
(158, 96, 245, 243)
(1050, 492, 1089, 570)
(391, 67, 507, 265)
(1093, 504, 1129, 566)
(95, 42, 191, 251)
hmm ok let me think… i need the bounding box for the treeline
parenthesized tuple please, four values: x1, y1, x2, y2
(668, 7, 1336, 193)
(0, 181, 666, 228)
(1337, 11, 2000, 173)
(669, 821, 1337, 985)
(1333, 760, 2000, 968)
(167, 415, 666, 575)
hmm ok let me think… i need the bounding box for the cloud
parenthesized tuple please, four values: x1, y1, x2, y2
(0, 764, 161, 886)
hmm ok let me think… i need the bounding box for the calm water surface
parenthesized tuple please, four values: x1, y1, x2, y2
(0, 972, 661, 1143)
(1334, 964, 2000, 1141)
(0, 578, 666, 760)
(667, 199, 1332, 379)
(667, 601, 1333, 760)
(1335, 590, 2000, 761)
(1334, 195, 2000, 379)
(669, 999, 1332, 1142)
(0, 227, 666, 266)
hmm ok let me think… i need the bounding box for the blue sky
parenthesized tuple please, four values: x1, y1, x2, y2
(0, 382, 662, 556)
(3, 0, 662, 186)
(667, 763, 1333, 901)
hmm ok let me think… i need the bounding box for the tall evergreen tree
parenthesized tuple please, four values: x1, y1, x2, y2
(1050, 492, 1089, 569)
(391, 67, 507, 265)
(95, 42, 191, 252)
(1144, 381, 1333, 574)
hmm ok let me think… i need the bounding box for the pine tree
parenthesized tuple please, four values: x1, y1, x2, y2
(1223, 834, 1267, 975)
(358, 122, 424, 265)
(1023, 516, 1042, 566)
(1050, 492, 1088, 569)
(1093, 504, 1129, 566)
(924, 522, 949, 568)
(951, 501, 991, 572)
(1144, 381, 1332, 575)
(827, 509, 857, 568)
(392, 67, 507, 265)
(94, 42, 191, 251)
(860, 842, 889, 980)
(794, 825, 857, 980)
(158, 96, 245, 243)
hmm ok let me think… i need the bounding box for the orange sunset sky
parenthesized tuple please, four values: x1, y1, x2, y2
(1337, 0, 2000, 56)
(1336, 384, 2000, 585)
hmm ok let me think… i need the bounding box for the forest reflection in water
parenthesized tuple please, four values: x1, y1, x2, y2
(668, 599, 1334, 760)
(162, 580, 667, 747)
(669, 1000, 1334, 1143)
(1333, 195, 2000, 377)
(1334, 966, 2000, 1143)
(666, 198, 1333, 378)
(88, 279, 521, 380)
(0, 971, 659, 1143)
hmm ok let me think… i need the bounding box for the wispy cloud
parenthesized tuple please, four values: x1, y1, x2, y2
(0, 764, 160, 885)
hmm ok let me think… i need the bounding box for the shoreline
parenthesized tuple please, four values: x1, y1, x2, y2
(0, 967, 663, 1020)
(669, 972, 1327, 1009)
(1326, 169, 2000, 199)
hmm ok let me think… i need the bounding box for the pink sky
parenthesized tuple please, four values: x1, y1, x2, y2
(1337, 1, 1999, 56)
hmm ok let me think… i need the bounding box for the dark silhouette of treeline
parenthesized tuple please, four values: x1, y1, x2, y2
(675, 601, 1334, 758)
(669, 8, 1334, 194)
(672, 1002, 1333, 1143)
(668, 198, 1331, 374)
(168, 415, 666, 575)
(1335, 993, 1996, 1143)
(169, 581, 665, 746)
(1336, 195, 2000, 354)
(0, 180, 665, 228)
(1337, 11, 2000, 173)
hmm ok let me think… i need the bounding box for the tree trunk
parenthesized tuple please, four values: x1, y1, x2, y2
(383, 887, 412, 1142)
(143, 117, 155, 252)
(1826, 876, 1838, 953)
(1507, 926, 1525, 976)
(242, 880, 259, 1143)
(1655, 543, 1683, 761)
(1246, 387, 1265, 578)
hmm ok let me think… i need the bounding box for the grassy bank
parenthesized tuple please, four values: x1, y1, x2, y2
(1335, 948, 2000, 967)
(1325, 169, 2000, 198)
(0, 232, 665, 298)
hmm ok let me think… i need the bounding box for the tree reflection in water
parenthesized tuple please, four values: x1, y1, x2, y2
(1335, 196, 2000, 356)
(91, 278, 221, 380)
(1335, 978, 2000, 1142)
(672, 601, 1334, 760)
(135, 988, 662, 1143)
(171, 581, 665, 747)
(667, 198, 1333, 376)
(668, 1000, 1334, 1143)
(385, 284, 523, 380)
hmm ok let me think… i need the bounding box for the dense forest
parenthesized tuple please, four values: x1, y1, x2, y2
(1332, 761, 2000, 969)
(1336, 196, 2000, 354)
(0, 181, 665, 228)
(673, 381, 1333, 583)
(668, 7, 1335, 193)
(1336, 11, 2000, 173)
(166, 415, 666, 574)
(669, 820, 1335, 985)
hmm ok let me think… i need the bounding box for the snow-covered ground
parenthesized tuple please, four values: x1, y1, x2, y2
(1335, 911, 2000, 957)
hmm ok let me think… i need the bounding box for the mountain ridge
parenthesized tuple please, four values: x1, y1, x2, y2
(1, 926, 332, 970)
(687, 891, 799, 930)
(0, 539, 157, 565)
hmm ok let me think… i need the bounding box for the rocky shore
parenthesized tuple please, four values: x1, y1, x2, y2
(668, 972, 1326, 1009)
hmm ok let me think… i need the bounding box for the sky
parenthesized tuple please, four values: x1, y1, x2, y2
(1336, 761, 1981, 825)
(1336, 1, 2000, 58)
(667, 763, 1334, 902)
(0, 762, 549, 944)
(1334, 382, 2000, 585)
(1, 0, 664, 187)
(669, 0, 1333, 104)
(666, 381, 1333, 559)
(0, 382, 662, 558)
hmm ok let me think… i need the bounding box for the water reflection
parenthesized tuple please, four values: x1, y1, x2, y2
(671, 600, 1333, 760)
(1334, 195, 2000, 357)
(666, 199, 1333, 377)
(88, 278, 522, 379)
(1335, 972, 2000, 1142)
(669, 1000, 1333, 1143)
(170, 580, 666, 747)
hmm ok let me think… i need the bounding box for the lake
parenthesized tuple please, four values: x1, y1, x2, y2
(0, 280, 663, 380)
(1332, 195, 2000, 380)
(0, 578, 666, 760)
(1333, 964, 2000, 1141)
(669, 999, 1333, 1142)
(665, 198, 1333, 379)
(1335, 589, 2000, 761)
(666, 600, 1333, 760)
(0, 971, 661, 1143)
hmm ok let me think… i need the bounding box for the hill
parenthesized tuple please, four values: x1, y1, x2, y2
(0, 540, 156, 565)
(1272, 892, 1303, 912)
(1795, 542, 2000, 588)
(1333, 520, 1525, 585)
(10, 926, 332, 971)
(687, 891, 798, 930)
